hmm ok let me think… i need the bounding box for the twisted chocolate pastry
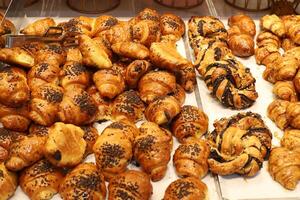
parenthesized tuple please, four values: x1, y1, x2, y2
(207, 112, 272, 177)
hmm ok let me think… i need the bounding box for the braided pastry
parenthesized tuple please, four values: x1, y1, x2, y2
(281, 129, 300, 150)
(208, 112, 272, 177)
(20, 17, 56, 36)
(260, 15, 285, 37)
(173, 138, 209, 178)
(125, 60, 152, 89)
(0, 163, 18, 200)
(171, 105, 208, 143)
(273, 81, 298, 102)
(134, 122, 173, 181)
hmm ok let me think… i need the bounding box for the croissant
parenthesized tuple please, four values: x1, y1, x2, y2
(160, 13, 185, 39)
(93, 68, 126, 99)
(132, 20, 161, 47)
(0, 103, 31, 132)
(29, 83, 64, 126)
(0, 13, 15, 35)
(59, 16, 95, 36)
(0, 47, 35, 68)
(108, 170, 153, 200)
(35, 43, 66, 66)
(262, 55, 282, 83)
(171, 84, 186, 106)
(294, 69, 300, 94)
(173, 138, 209, 178)
(102, 21, 132, 45)
(125, 60, 152, 89)
(87, 85, 111, 122)
(112, 42, 150, 60)
(286, 102, 300, 129)
(59, 163, 106, 200)
(20, 17, 56, 36)
(282, 15, 300, 45)
(282, 38, 298, 51)
(136, 8, 160, 22)
(273, 81, 298, 102)
(268, 147, 300, 190)
(93, 15, 118, 36)
(0, 65, 30, 107)
(0, 163, 18, 200)
(78, 34, 112, 69)
(163, 177, 208, 200)
(60, 61, 90, 90)
(44, 122, 86, 168)
(281, 129, 300, 150)
(111, 90, 145, 123)
(27, 62, 61, 90)
(93, 120, 137, 180)
(208, 112, 272, 177)
(274, 55, 299, 81)
(134, 122, 172, 181)
(65, 47, 83, 63)
(228, 14, 256, 37)
(20, 159, 64, 200)
(80, 125, 99, 156)
(0, 128, 24, 162)
(145, 96, 181, 125)
(285, 47, 300, 64)
(267, 99, 290, 130)
(138, 70, 176, 104)
(92, 36, 113, 59)
(260, 15, 285, 37)
(172, 105, 208, 143)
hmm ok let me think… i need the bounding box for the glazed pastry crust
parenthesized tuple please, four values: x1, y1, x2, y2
(0, 163, 18, 200)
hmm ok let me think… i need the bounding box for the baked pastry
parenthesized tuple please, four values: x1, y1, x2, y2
(274, 55, 298, 81)
(163, 177, 208, 200)
(135, 8, 160, 22)
(65, 47, 83, 63)
(93, 36, 113, 59)
(29, 83, 64, 126)
(173, 138, 209, 178)
(20, 159, 64, 200)
(268, 147, 300, 190)
(111, 90, 145, 122)
(0, 128, 24, 162)
(260, 15, 285, 37)
(87, 85, 111, 122)
(101, 21, 132, 45)
(0, 103, 31, 131)
(59, 163, 106, 200)
(108, 170, 153, 200)
(27, 62, 61, 90)
(171, 84, 186, 106)
(267, 99, 290, 130)
(125, 60, 152, 89)
(60, 61, 90, 90)
(294, 69, 300, 94)
(34, 43, 66, 66)
(112, 42, 150, 60)
(273, 81, 298, 102)
(93, 68, 126, 99)
(0, 163, 18, 200)
(286, 102, 300, 129)
(78, 34, 112, 69)
(93, 120, 137, 180)
(285, 47, 300, 64)
(0, 65, 30, 107)
(160, 13, 185, 39)
(134, 122, 173, 181)
(282, 15, 300, 45)
(208, 112, 272, 177)
(59, 16, 94, 37)
(93, 15, 118, 36)
(58, 88, 97, 125)
(145, 96, 181, 125)
(80, 125, 99, 156)
(138, 70, 176, 104)
(44, 122, 86, 168)
(20, 17, 56, 36)
(0, 12, 15, 35)
(0, 47, 35, 68)
(228, 14, 256, 37)
(172, 105, 208, 143)
(281, 129, 300, 150)
(282, 38, 298, 51)
(132, 20, 161, 47)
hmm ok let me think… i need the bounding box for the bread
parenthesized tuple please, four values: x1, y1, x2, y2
(0, 163, 18, 200)
(135, 8, 160, 22)
(0, 128, 24, 162)
(273, 81, 298, 102)
(111, 42, 150, 60)
(134, 122, 173, 181)
(59, 16, 94, 37)
(260, 15, 285, 37)
(93, 15, 118, 36)
(44, 122, 86, 168)
(281, 129, 300, 150)
(108, 170, 153, 200)
(0, 47, 35, 68)
(20, 17, 56, 36)
(34, 43, 66, 66)
(125, 60, 152, 89)
(160, 13, 185, 39)
(132, 20, 161, 47)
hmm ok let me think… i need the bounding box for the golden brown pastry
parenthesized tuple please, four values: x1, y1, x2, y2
(93, 120, 137, 180)
(282, 15, 300, 45)
(281, 129, 300, 150)
(20, 159, 64, 200)
(136, 8, 160, 22)
(93, 15, 118, 36)
(78, 34, 112, 69)
(171, 84, 186, 106)
(173, 138, 209, 178)
(0, 12, 15, 35)
(93, 36, 113, 59)
(65, 47, 83, 63)
(208, 112, 272, 177)
(80, 125, 99, 156)
(108, 170, 153, 200)
(282, 38, 298, 51)
(286, 102, 300, 129)
(267, 99, 290, 130)
(263, 55, 282, 83)
(125, 60, 152, 89)
(228, 14, 256, 37)
(112, 42, 150, 60)
(93, 68, 126, 99)
(0, 163, 18, 200)
(273, 81, 298, 102)
(145, 96, 181, 125)
(102, 21, 132, 45)
(268, 147, 300, 190)
(34, 43, 66, 66)
(0, 128, 24, 162)
(20, 17, 56, 36)
(160, 13, 185, 39)
(59, 16, 95, 37)
(274, 55, 299, 81)
(60, 61, 90, 90)
(163, 177, 208, 200)
(58, 89, 97, 125)
(172, 105, 208, 143)
(87, 85, 111, 122)
(285, 47, 300, 64)
(150, 41, 196, 92)
(27, 62, 61, 90)
(29, 83, 63, 126)
(0, 65, 30, 107)
(59, 163, 106, 200)
(260, 15, 286, 37)
(111, 90, 145, 123)
(294, 69, 300, 94)
(132, 20, 161, 47)
(44, 122, 86, 168)
(0, 47, 35, 68)
(138, 70, 176, 104)
(0, 103, 31, 132)
(134, 122, 172, 181)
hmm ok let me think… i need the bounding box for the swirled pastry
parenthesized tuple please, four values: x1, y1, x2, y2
(273, 81, 298, 102)
(160, 13, 185, 39)
(208, 112, 272, 177)
(172, 105, 208, 143)
(20, 17, 56, 36)
(260, 15, 285, 37)
(125, 60, 152, 89)
(281, 129, 300, 150)
(0, 163, 18, 200)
